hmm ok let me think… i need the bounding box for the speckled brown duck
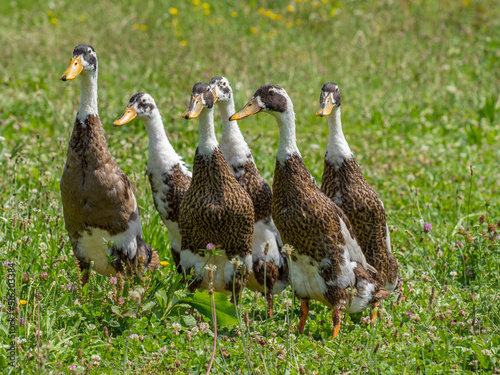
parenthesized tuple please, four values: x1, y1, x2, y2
(209, 76, 289, 316)
(230, 84, 389, 337)
(179, 82, 254, 298)
(59, 45, 159, 284)
(316, 82, 398, 293)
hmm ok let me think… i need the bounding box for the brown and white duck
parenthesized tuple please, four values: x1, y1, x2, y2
(59, 45, 159, 284)
(209, 76, 289, 316)
(113, 92, 192, 273)
(230, 84, 388, 337)
(179, 82, 254, 298)
(316, 82, 398, 293)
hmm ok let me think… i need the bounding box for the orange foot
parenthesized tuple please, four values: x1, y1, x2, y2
(332, 308, 342, 338)
(371, 302, 378, 322)
(297, 301, 309, 334)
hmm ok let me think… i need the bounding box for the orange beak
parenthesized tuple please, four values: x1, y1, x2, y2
(113, 107, 138, 126)
(182, 94, 204, 119)
(316, 95, 334, 117)
(229, 98, 261, 121)
(60, 56, 83, 81)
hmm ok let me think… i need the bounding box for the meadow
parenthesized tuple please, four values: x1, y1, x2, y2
(1, 0, 499, 373)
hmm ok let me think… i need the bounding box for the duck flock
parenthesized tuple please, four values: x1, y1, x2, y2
(59, 44, 399, 337)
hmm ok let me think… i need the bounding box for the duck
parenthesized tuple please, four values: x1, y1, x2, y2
(113, 92, 192, 273)
(59, 45, 159, 285)
(230, 84, 389, 337)
(316, 82, 398, 293)
(179, 82, 254, 299)
(209, 76, 288, 316)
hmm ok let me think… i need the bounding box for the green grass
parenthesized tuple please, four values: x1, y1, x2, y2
(1, 0, 500, 373)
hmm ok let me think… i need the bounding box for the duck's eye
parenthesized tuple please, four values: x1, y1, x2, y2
(142, 99, 146, 103)
(223, 82, 226, 86)
(87, 49, 92, 54)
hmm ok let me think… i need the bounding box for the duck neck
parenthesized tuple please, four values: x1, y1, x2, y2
(197, 107, 218, 156)
(143, 110, 182, 167)
(325, 106, 353, 166)
(275, 110, 301, 165)
(77, 69, 99, 123)
(219, 99, 251, 165)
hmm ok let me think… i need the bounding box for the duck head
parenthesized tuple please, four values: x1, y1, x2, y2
(316, 82, 341, 117)
(60, 44, 97, 81)
(229, 84, 289, 121)
(182, 82, 216, 119)
(209, 76, 233, 103)
(113, 92, 157, 126)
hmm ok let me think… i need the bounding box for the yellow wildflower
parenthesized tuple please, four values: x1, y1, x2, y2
(250, 27, 257, 34)
(170, 8, 178, 15)
(287, 5, 295, 12)
(231, 11, 238, 18)
(275, 14, 283, 20)
(20, 300, 27, 305)
(172, 19, 178, 26)
(133, 23, 140, 30)
(258, 7, 264, 13)
(141, 24, 147, 30)
(286, 21, 293, 28)
(79, 15, 86, 22)
(202, 2, 209, 9)
(180, 40, 187, 47)
(46, 10, 53, 16)
(295, 19, 302, 25)
(330, 9, 336, 17)
(160, 261, 169, 267)
(204, 9, 210, 15)
(264, 10, 272, 17)
(193, 0, 200, 5)
(51, 18, 58, 24)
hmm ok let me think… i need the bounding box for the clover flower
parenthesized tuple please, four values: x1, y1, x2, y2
(423, 222, 432, 233)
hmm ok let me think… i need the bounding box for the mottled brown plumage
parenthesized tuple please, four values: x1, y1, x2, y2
(231, 84, 388, 336)
(179, 82, 255, 296)
(60, 46, 158, 284)
(231, 160, 273, 223)
(210, 76, 289, 315)
(317, 82, 398, 292)
(180, 147, 254, 259)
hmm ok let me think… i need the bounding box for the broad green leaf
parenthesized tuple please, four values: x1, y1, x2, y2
(176, 291, 238, 326)
(142, 301, 156, 312)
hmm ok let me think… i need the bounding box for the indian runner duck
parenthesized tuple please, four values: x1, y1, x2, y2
(230, 84, 388, 337)
(113, 92, 192, 273)
(59, 45, 159, 284)
(209, 76, 289, 316)
(179, 82, 254, 298)
(316, 82, 398, 293)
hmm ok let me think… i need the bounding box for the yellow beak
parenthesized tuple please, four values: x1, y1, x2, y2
(182, 94, 204, 119)
(229, 98, 261, 121)
(212, 89, 218, 103)
(113, 107, 138, 126)
(60, 56, 83, 81)
(316, 97, 334, 117)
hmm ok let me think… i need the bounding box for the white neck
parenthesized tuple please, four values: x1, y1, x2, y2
(77, 69, 99, 123)
(275, 109, 301, 165)
(144, 110, 190, 175)
(197, 107, 218, 156)
(218, 99, 252, 166)
(325, 106, 353, 167)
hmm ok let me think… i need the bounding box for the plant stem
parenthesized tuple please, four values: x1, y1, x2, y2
(205, 290, 217, 375)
